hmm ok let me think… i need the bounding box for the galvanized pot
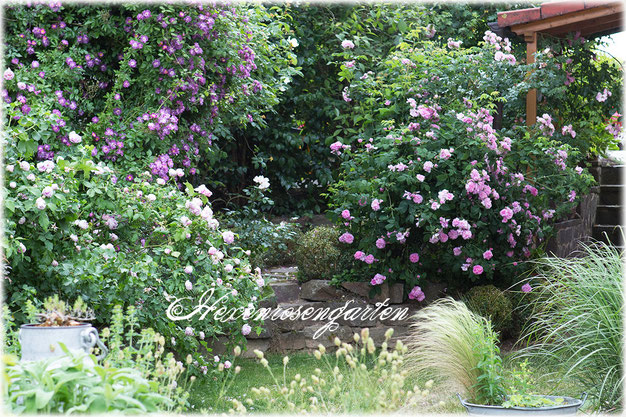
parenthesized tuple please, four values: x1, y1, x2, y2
(19, 323, 108, 362)
(458, 393, 587, 415)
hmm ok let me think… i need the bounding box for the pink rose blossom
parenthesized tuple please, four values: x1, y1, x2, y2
(341, 209, 351, 219)
(376, 238, 386, 249)
(370, 273, 386, 285)
(500, 207, 514, 223)
(521, 283, 532, 293)
(483, 250, 493, 260)
(222, 231, 235, 244)
(364, 254, 375, 264)
(408, 286, 425, 301)
(371, 199, 382, 211)
(473, 265, 484, 275)
(339, 232, 354, 244)
(241, 324, 251, 336)
(354, 250, 366, 260)
(409, 253, 420, 263)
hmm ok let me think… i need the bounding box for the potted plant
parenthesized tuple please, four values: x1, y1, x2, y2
(18, 295, 107, 362)
(405, 298, 586, 415)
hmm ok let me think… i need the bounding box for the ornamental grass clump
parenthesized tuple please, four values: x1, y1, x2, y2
(229, 328, 439, 413)
(517, 242, 623, 412)
(405, 297, 506, 405)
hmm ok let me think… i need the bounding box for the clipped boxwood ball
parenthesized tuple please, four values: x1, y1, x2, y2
(464, 285, 513, 335)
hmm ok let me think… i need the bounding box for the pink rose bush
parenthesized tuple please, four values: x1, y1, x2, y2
(329, 31, 594, 293)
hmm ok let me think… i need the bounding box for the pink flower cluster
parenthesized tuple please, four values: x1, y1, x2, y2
(330, 141, 350, 156)
(408, 286, 425, 301)
(537, 114, 555, 136)
(354, 251, 376, 264)
(465, 169, 497, 209)
(370, 273, 386, 285)
(561, 124, 576, 138)
(596, 88, 612, 102)
(403, 190, 423, 204)
(339, 232, 354, 244)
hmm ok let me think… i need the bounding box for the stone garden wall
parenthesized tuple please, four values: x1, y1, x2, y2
(208, 277, 446, 358)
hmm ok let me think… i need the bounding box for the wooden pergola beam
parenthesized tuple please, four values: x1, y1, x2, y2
(525, 32, 538, 127)
(510, 3, 622, 37)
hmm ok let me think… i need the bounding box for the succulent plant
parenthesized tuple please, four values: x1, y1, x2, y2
(36, 295, 95, 326)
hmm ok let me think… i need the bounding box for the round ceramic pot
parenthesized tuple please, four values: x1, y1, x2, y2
(19, 323, 108, 362)
(458, 393, 587, 415)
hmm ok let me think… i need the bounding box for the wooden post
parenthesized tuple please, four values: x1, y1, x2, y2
(525, 32, 537, 126)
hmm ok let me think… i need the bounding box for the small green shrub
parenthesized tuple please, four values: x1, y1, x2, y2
(464, 285, 513, 336)
(294, 226, 348, 282)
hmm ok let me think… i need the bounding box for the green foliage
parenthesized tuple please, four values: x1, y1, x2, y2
(472, 321, 506, 405)
(99, 305, 193, 412)
(518, 242, 623, 412)
(237, 3, 428, 213)
(501, 360, 565, 408)
(294, 226, 347, 282)
(4, 348, 172, 414)
(220, 179, 301, 269)
(464, 285, 513, 336)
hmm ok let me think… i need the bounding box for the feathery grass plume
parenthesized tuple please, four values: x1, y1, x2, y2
(516, 241, 623, 412)
(405, 297, 505, 403)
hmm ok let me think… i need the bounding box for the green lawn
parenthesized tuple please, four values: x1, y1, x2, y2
(188, 348, 587, 414)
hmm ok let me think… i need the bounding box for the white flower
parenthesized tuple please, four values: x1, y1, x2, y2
(184, 265, 193, 274)
(6, 165, 14, 173)
(68, 131, 82, 144)
(147, 193, 156, 201)
(195, 184, 213, 197)
(20, 161, 30, 171)
(37, 161, 55, 173)
(9, 182, 16, 189)
(185, 280, 193, 291)
(27, 173, 35, 181)
(200, 206, 213, 221)
(156, 178, 166, 185)
(199, 331, 205, 340)
(287, 37, 299, 48)
(35, 197, 47, 210)
(253, 175, 270, 190)
(74, 219, 89, 229)
(70, 234, 78, 242)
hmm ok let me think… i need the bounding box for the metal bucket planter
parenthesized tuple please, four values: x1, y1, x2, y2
(19, 323, 108, 362)
(458, 393, 587, 415)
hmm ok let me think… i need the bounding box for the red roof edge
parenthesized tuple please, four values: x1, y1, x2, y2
(497, 7, 541, 27)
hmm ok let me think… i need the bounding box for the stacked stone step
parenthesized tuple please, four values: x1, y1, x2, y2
(592, 163, 624, 249)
